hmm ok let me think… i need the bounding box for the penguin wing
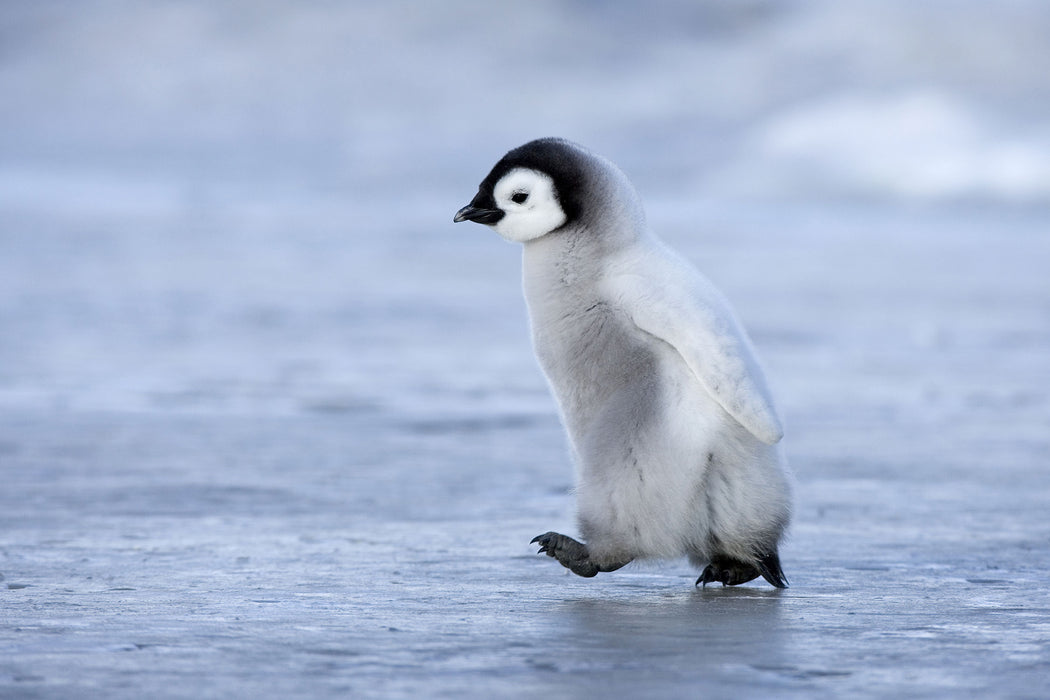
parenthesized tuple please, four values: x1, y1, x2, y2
(614, 261, 784, 445)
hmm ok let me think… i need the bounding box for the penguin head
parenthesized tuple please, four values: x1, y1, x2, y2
(454, 138, 590, 243)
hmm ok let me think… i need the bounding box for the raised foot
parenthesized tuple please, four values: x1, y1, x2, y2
(696, 551, 788, 589)
(531, 532, 599, 577)
(530, 531, 630, 578)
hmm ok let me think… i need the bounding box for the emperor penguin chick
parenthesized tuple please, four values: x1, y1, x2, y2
(453, 138, 792, 588)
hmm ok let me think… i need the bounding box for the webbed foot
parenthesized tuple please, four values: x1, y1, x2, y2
(696, 551, 788, 589)
(530, 531, 629, 578)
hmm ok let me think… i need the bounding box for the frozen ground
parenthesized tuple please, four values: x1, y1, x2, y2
(2, 2, 1049, 698)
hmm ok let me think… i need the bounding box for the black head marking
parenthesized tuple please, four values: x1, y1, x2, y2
(471, 137, 590, 224)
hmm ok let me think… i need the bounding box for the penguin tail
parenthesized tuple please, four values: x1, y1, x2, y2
(757, 550, 789, 588)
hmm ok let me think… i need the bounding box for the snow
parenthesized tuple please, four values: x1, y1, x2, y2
(727, 91, 1050, 201)
(1, 1, 1049, 697)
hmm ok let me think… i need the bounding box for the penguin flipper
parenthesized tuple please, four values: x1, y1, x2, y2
(615, 262, 784, 445)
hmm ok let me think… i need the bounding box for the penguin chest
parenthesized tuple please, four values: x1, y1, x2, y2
(529, 294, 730, 461)
(530, 301, 666, 438)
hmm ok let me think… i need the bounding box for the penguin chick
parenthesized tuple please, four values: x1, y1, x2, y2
(453, 138, 792, 588)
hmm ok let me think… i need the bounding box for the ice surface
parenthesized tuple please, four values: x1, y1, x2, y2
(2, 2, 1049, 698)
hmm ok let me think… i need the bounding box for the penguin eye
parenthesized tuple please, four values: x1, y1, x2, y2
(510, 191, 529, 204)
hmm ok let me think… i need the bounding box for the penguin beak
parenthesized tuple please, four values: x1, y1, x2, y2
(453, 204, 505, 225)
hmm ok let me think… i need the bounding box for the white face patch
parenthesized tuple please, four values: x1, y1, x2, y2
(490, 168, 567, 243)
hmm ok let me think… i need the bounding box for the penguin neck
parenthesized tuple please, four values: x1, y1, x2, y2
(520, 216, 650, 315)
(520, 163, 648, 311)
(521, 225, 599, 301)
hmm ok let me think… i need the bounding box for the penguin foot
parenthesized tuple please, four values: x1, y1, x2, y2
(696, 551, 788, 589)
(530, 532, 629, 578)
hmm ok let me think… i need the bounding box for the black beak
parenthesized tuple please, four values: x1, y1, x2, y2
(453, 204, 504, 225)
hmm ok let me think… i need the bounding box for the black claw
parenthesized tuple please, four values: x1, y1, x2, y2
(696, 565, 717, 588)
(531, 532, 556, 557)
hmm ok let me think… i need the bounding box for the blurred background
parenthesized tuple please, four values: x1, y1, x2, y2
(2, 2, 1049, 694)
(1, 0, 1048, 480)
(2, 0, 1050, 486)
